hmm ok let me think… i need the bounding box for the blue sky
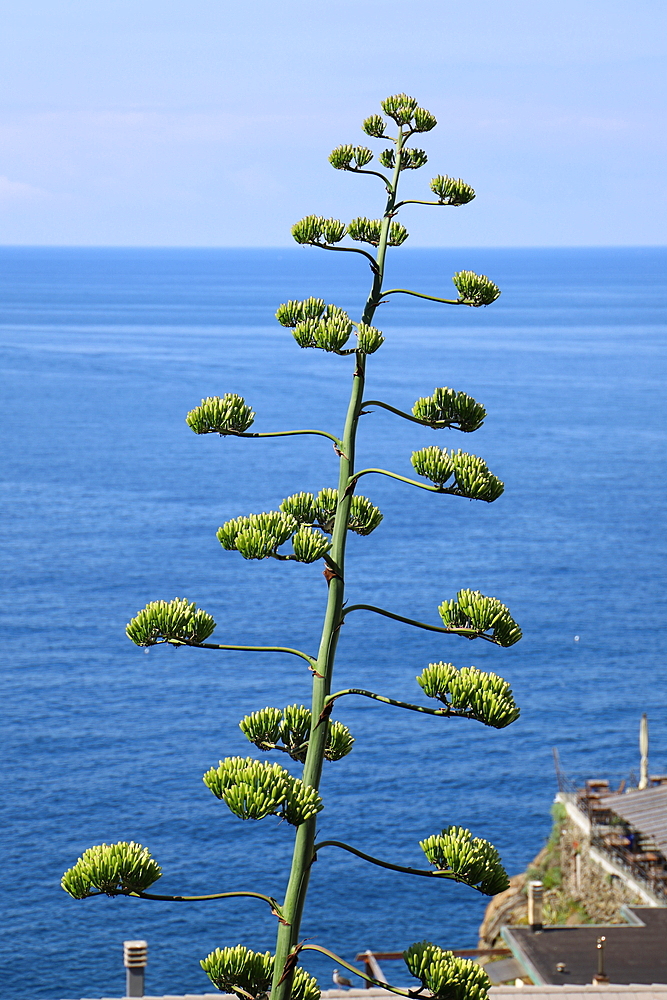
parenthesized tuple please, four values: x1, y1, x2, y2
(1, 0, 665, 246)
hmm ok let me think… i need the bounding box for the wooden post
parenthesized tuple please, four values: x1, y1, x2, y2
(357, 951, 388, 988)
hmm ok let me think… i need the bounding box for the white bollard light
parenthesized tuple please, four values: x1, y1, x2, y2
(528, 880, 543, 932)
(123, 940, 147, 997)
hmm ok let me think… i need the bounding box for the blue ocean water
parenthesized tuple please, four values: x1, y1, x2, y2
(1, 246, 666, 1000)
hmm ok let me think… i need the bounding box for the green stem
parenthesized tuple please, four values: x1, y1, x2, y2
(304, 241, 379, 272)
(393, 199, 447, 209)
(236, 429, 342, 447)
(361, 399, 454, 429)
(166, 641, 317, 669)
(313, 840, 481, 888)
(341, 604, 497, 642)
(343, 166, 393, 187)
(350, 467, 458, 494)
(325, 687, 470, 719)
(135, 890, 286, 916)
(383, 288, 462, 305)
(270, 126, 408, 1000)
(297, 945, 415, 997)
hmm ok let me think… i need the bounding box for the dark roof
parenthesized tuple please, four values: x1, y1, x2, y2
(599, 787, 667, 856)
(503, 908, 667, 986)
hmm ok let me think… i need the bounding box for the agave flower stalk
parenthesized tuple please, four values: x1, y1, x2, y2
(62, 94, 521, 1000)
(267, 107, 411, 1000)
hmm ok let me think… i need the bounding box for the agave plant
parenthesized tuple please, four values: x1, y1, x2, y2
(62, 92, 520, 1000)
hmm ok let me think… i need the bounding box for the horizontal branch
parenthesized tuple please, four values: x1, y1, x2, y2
(350, 467, 460, 494)
(382, 288, 463, 306)
(233, 428, 342, 447)
(350, 468, 493, 504)
(361, 399, 451, 429)
(164, 640, 318, 668)
(343, 165, 393, 188)
(85, 889, 288, 922)
(305, 240, 379, 273)
(341, 604, 497, 643)
(255, 741, 306, 757)
(393, 199, 448, 209)
(325, 687, 472, 720)
(313, 840, 483, 891)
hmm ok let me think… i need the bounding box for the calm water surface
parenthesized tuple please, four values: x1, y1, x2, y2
(1, 247, 666, 999)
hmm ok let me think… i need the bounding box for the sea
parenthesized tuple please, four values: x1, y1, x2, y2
(1, 246, 666, 1000)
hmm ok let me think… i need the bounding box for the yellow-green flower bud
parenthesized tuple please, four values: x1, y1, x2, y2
(412, 388, 486, 433)
(413, 107, 437, 132)
(348, 217, 382, 246)
(292, 526, 332, 563)
(382, 147, 428, 170)
(329, 144, 355, 169)
(61, 842, 162, 898)
(126, 598, 216, 646)
(419, 825, 509, 895)
(348, 494, 383, 535)
(291, 215, 325, 244)
(381, 93, 418, 124)
(452, 271, 501, 306)
(430, 175, 476, 205)
(356, 322, 384, 354)
(388, 221, 409, 246)
(438, 590, 522, 646)
(186, 394, 255, 435)
(362, 114, 385, 137)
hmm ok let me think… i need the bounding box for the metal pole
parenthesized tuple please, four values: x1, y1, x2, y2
(592, 935, 609, 985)
(123, 940, 147, 997)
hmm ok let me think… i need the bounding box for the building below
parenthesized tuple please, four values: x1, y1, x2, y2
(503, 907, 667, 985)
(481, 781, 667, 948)
(479, 775, 667, 986)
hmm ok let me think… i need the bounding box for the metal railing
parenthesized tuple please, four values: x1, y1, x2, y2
(590, 833, 667, 904)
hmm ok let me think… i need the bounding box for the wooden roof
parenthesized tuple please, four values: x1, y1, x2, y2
(599, 786, 667, 855)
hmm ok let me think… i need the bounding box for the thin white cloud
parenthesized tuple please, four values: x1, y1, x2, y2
(0, 174, 50, 201)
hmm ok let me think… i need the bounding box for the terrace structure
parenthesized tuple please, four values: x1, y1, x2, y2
(557, 775, 667, 907)
(474, 764, 667, 987)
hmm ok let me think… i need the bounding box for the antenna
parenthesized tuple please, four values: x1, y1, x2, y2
(639, 714, 649, 790)
(552, 747, 563, 791)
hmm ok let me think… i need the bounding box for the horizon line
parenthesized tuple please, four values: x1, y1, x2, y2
(0, 243, 666, 251)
